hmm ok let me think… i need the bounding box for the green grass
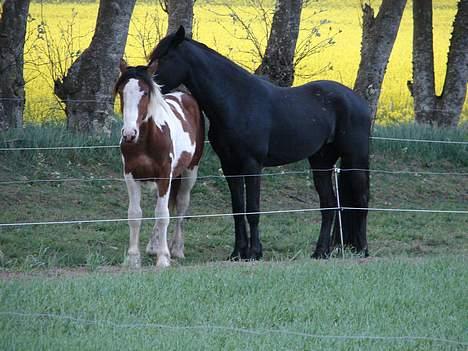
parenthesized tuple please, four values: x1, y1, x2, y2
(0, 256, 467, 350)
(0, 124, 466, 350)
(0, 123, 467, 268)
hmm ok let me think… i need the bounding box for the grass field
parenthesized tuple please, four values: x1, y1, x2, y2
(23, 0, 467, 123)
(0, 124, 466, 269)
(0, 125, 466, 351)
(0, 256, 467, 350)
(1, 2, 467, 348)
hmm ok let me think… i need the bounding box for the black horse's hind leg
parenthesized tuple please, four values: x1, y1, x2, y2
(225, 174, 249, 260)
(245, 171, 262, 260)
(349, 170, 369, 255)
(333, 159, 369, 256)
(308, 147, 339, 259)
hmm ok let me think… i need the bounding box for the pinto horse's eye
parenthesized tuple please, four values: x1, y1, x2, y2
(143, 92, 149, 97)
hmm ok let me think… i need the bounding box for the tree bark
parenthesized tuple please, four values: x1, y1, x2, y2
(255, 0, 303, 87)
(412, 0, 436, 124)
(412, 0, 468, 127)
(0, 0, 30, 130)
(165, 0, 194, 38)
(354, 0, 407, 121)
(54, 0, 136, 134)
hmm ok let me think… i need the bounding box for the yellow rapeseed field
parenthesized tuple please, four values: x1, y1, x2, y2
(23, 0, 465, 124)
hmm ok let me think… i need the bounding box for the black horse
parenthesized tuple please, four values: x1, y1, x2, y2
(149, 26, 371, 259)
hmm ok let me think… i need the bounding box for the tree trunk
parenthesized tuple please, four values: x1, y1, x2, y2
(412, 0, 468, 127)
(54, 0, 136, 134)
(255, 0, 303, 87)
(165, 0, 194, 38)
(354, 0, 407, 121)
(412, 0, 436, 124)
(0, 0, 30, 130)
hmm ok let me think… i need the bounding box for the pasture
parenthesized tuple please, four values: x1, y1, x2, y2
(0, 125, 467, 269)
(1, 0, 467, 349)
(1, 124, 466, 349)
(23, 0, 467, 123)
(0, 256, 466, 350)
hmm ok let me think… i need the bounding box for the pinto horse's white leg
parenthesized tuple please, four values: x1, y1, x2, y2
(146, 180, 172, 267)
(170, 166, 198, 259)
(124, 173, 142, 268)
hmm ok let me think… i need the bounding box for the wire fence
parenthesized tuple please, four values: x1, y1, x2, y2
(0, 311, 466, 346)
(0, 135, 466, 228)
(0, 168, 467, 186)
(0, 135, 467, 151)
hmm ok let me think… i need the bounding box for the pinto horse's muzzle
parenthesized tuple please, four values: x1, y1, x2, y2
(122, 127, 138, 143)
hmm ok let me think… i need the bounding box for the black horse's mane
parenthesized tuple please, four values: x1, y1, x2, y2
(148, 35, 253, 77)
(114, 65, 155, 96)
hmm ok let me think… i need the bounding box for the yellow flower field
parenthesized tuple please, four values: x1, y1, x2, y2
(23, 0, 466, 124)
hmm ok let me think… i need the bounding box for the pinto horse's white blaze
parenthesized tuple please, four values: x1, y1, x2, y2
(116, 64, 204, 268)
(121, 79, 145, 143)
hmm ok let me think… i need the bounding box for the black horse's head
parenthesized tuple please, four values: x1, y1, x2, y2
(148, 26, 188, 94)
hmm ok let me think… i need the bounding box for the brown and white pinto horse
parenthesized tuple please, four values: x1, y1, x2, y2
(115, 61, 204, 268)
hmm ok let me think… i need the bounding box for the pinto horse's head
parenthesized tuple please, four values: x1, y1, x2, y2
(148, 26, 188, 94)
(114, 61, 159, 143)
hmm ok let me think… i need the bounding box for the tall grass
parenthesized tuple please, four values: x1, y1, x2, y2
(371, 123, 468, 167)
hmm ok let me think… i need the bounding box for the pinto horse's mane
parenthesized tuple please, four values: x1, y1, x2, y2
(114, 65, 174, 120)
(114, 65, 156, 97)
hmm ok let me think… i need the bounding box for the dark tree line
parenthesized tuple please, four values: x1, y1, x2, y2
(0, 0, 466, 132)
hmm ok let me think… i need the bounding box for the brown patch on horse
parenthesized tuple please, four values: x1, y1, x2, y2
(172, 151, 193, 178)
(121, 120, 173, 186)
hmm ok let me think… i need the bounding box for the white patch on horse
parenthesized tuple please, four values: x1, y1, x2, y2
(166, 92, 184, 101)
(146, 187, 172, 267)
(124, 172, 142, 268)
(170, 166, 198, 259)
(166, 99, 186, 121)
(146, 85, 196, 170)
(122, 79, 145, 140)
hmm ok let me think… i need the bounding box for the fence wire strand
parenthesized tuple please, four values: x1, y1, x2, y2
(0, 168, 466, 186)
(1, 135, 467, 151)
(0, 206, 466, 228)
(0, 311, 465, 346)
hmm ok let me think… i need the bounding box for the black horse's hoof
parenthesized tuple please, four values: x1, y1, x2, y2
(228, 247, 249, 261)
(248, 249, 263, 261)
(311, 251, 329, 259)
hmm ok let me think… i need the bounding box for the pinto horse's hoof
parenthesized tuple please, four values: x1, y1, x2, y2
(125, 254, 141, 269)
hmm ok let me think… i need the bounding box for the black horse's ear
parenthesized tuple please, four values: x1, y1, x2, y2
(147, 60, 158, 76)
(173, 26, 186, 46)
(119, 58, 128, 74)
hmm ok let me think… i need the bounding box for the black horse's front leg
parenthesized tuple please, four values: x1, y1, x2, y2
(245, 172, 262, 260)
(225, 174, 249, 260)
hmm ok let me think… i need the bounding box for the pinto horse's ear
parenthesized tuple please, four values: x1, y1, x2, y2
(119, 58, 128, 74)
(173, 26, 186, 46)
